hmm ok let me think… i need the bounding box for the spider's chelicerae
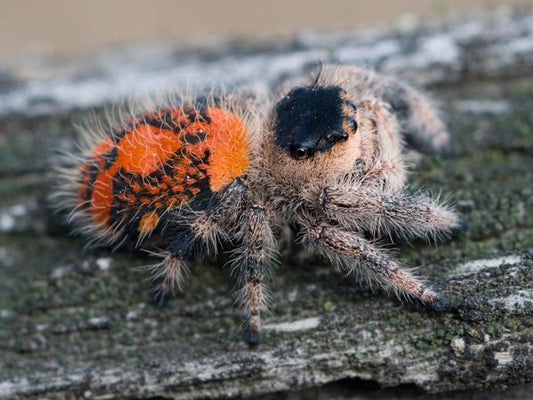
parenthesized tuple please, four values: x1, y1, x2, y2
(58, 65, 461, 345)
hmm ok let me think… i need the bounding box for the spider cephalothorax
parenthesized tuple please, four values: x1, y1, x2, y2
(273, 85, 357, 160)
(57, 65, 461, 345)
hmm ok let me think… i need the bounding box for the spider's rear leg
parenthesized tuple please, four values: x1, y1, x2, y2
(320, 185, 461, 240)
(232, 205, 276, 346)
(379, 79, 451, 155)
(305, 223, 449, 312)
(151, 176, 248, 307)
(149, 229, 196, 308)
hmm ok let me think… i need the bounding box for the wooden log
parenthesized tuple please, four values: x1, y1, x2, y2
(0, 10, 532, 399)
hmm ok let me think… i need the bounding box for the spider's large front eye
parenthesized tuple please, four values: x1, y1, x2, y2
(294, 148, 308, 159)
(290, 145, 315, 160)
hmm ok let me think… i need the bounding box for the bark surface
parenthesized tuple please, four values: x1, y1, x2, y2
(0, 11, 532, 400)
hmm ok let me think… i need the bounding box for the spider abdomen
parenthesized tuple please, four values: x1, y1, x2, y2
(73, 104, 250, 244)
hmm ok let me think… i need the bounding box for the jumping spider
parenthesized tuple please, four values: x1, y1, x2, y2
(57, 65, 461, 345)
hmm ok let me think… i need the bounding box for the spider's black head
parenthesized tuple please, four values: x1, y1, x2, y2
(273, 85, 357, 160)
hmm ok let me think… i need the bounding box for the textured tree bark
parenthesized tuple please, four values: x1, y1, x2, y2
(0, 11, 532, 400)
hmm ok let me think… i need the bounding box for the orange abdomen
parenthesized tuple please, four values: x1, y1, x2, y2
(77, 105, 250, 240)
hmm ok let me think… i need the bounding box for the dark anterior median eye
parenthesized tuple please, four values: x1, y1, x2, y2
(291, 145, 315, 160)
(295, 148, 307, 158)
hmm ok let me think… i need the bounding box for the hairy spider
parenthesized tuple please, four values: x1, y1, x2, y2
(56, 65, 461, 345)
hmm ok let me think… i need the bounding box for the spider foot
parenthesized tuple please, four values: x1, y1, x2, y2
(150, 277, 172, 309)
(421, 293, 450, 313)
(245, 328, 261, 347)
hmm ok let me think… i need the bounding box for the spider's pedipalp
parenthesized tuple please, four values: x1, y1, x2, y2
(231, 205, 276, 346)
(305, 222, 449, 311)
(319, 185, 461, 240)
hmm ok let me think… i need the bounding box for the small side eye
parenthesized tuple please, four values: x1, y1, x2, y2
(326, 132, 348, 142)
(347, 100, 357, 112)
(348, 118, 358, 133)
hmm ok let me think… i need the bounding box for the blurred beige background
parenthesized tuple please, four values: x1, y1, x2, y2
(0, 0, 532, 62)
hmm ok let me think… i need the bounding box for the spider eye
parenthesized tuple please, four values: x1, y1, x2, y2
(347, 100, 357, 112)
(326, 131, 349, 143)
(348, 118, 358, 133)
(295, 148, 306, 158)
(290, 145, 314, 160)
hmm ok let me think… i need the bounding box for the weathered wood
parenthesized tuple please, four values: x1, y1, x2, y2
(0, 12, 532, 118)
(0, 10, 532, 400)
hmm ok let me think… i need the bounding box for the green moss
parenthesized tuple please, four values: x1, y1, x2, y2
(323, 300, 334, 312)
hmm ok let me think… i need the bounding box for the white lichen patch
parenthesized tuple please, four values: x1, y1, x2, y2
(88, 316, 110, 328)
(494, 351, 513, 366)
(96, 257, 112, 271)
(0, 214, 16, 232)
(51, 265, 72, 279)
(451, 337, 466, 356)
(384, 34, 459, 71)
(0, 246, 16, 268)
(335, 39, 400, 64)
(9, 204, 27, 217)
(0, 373, 86, 398)
(402, 360, 438, 385)
(98, 368, 124, 386)
(126, 304, 146, 320)
(456, 99, 512, 114)
(263, 317, 320, 332)
(0, 202, 38, 233)
(377, 340, 404, 359)
(489, 290, 533, 311)
(0, 379, 29, 398)
(420, 35, 460, 65)
(452, 255, 523, 276)
(491, 34, 533, 64)
(0, 203, 30, 231)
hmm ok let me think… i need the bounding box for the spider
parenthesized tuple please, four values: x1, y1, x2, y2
(57, 65, 461, 345)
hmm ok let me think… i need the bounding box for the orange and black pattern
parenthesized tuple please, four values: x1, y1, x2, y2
(77, 104, 250, 241)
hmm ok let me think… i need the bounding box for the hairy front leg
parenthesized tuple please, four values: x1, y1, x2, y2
(319, 185, 461, 240)
(232, 205, 276, 346)
(305, 223, 449, 311)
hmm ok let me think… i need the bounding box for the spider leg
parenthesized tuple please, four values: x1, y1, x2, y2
(305, 223, 449, 312)
(151, 176, 247, 307)
(318, 65, 448, 154)
(379, 78, 450, 154)
(354, 99, 407, 191)
(320, 185, 461, 240)
(232, 205, 276, 346)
